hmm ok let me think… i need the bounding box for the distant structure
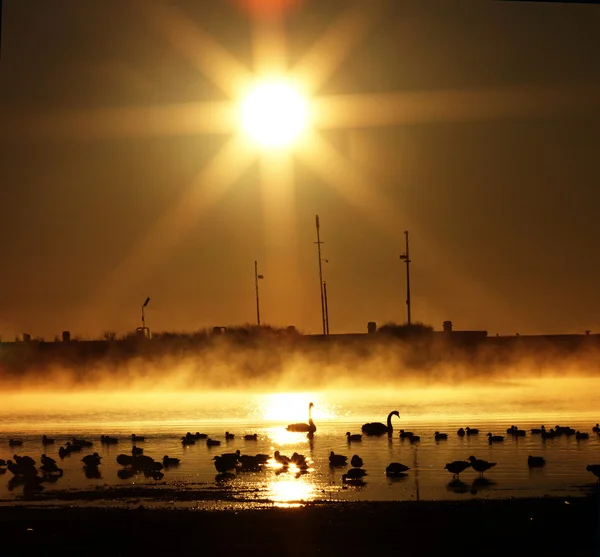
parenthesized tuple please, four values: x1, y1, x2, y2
(367, 321, 377, 334)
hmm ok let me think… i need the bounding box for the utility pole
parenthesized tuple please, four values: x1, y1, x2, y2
(315, 215, 326, 335)
(323, 280, 330, 335)
(254, 260, 264, 326)
(399, 230, 411, 325)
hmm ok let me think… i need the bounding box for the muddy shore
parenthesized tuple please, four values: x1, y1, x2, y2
(0, 496, 597, 556)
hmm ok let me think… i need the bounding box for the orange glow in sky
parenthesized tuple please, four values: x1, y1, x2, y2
(234, 0, 302, 18)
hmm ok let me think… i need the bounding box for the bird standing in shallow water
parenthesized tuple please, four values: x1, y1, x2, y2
(468, 456, 496, 478)
(444, 460, 471, 479)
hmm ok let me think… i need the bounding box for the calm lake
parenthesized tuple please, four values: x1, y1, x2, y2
(1, 377, 599, 508)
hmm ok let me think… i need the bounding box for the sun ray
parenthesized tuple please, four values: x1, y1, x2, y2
(251, 12, 287, 77)
(89, 134, 258, 325)
(312, 84, 600, 129)
(131, 0, 253, 99)
(14, 101, 236, 141)
(296, 131, 517, 327)
(291, 0, 384, 95)
(258, 150, 301, 325)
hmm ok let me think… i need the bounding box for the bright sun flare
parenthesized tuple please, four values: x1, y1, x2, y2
(240, 80, 309, 148)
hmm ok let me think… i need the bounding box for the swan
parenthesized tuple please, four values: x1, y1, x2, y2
(361, 410, 400, 436)
(286, 402, 316, 434)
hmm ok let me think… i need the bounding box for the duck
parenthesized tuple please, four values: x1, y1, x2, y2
(163, 456, 180, 466)
(457, 428, 466, 437)
(541, 428, 556, 440)
(274, 451, 291, 465)
(244, 434, 258, 441)
(225, 432, 235, 440)
(362, 410, 400, 437)
(131, 446, 144, 456)
(14, 455, 36, 467)
(100, 435, 118, 444)
(131, 434, 145, 442)
(0, 459, 6, 467)
(286, 402, 317, 435)
(528, 455, 546, 468)
(468, 456, 497, 478)
(465, 427, 479, 435)
(576, 431, 589, 440)
(586, 464, 600, 482)
(531, 426, 545, 434)
(487, 433, 505, 443)
(593, 424, 600, 433)
(40, 461, 63, 476)
(409, 435, 421, 443)
(72, 437, 93, 447)
(8, 439, 23, 447)
(434, 432, 448, 441)
(341, 474, 366, 486)
(6, 459, 37, 477)
(116, 454, 134, 467)
(182, 436, 196, 446)
(41, 435, 55, 445)
(350, 455, 363, 468)
(399, 430, 414, 439)
(329, 451, 348, 467)
(291, 452, 308, 466)
(206, 438, 221, 447)
(41, 454, 56, 467)
(386, 462, 410, 477)
(444, 460, 472, 479)
(82, 453, 102, 467)
(346, 432, 363, 442)
(512, 429, 526, 437)
(345, 467, 367, 478)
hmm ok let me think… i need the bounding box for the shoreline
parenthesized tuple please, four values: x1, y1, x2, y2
(0, 496, 597, 556)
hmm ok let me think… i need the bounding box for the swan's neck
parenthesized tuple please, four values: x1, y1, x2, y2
(387, 413, 395, 430)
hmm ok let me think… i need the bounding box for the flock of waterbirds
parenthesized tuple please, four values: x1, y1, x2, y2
(2, 405, 600, 496)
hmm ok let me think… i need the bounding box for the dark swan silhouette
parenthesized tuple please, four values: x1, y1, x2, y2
(361, 410, 400, 436)
(286, 402, 316, 434)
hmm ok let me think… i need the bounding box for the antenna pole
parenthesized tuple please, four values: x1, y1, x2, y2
(315, 215, 326, 335)
(323, 280, 330, 335)
(254, 260, 261, 326)
(400, 231, 411, 325)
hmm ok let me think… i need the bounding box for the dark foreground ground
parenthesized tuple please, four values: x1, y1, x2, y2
(0, 497, 598, 557)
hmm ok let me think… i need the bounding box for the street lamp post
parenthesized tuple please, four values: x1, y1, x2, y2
(399, 230, 411, 325)
(254, 261, 264, 326)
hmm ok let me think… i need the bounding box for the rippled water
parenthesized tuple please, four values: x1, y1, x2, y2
(1, 378, 600, 507)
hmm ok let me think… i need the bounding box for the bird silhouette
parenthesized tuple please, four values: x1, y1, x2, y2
(468, 455, 496, 478)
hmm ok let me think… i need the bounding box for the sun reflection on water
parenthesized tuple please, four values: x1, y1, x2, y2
(267, 477, 317, 508)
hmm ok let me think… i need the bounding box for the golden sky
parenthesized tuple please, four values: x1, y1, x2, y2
(0, 0, 599, 339)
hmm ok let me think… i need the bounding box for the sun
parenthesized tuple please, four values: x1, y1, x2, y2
(240, 79, 309, 149)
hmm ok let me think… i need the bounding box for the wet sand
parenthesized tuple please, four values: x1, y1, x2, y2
(0, 496, 597, 556)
